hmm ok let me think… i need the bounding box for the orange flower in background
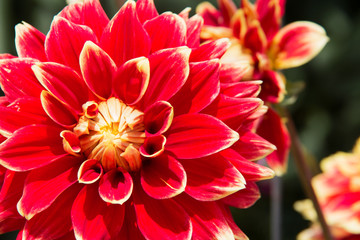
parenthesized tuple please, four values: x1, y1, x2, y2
(197, 0, 329, 175)
(0, 0, 275, 239)
(295, 138, 360, 240)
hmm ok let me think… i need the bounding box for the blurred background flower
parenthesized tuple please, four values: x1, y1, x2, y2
(1, 0, 360, 239)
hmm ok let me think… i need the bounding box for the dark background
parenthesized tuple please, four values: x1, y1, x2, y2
(1, 0, 360, 239)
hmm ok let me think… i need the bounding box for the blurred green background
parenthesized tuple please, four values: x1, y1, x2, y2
(1, 0, 360, 239)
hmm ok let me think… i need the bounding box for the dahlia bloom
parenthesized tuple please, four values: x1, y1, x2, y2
(295, 138, 360, 240)
(196, 0, 329, 174)
(0, 0, 275, 239)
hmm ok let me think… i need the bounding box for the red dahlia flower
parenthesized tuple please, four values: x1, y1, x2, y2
(196, 0, 329, 175)
(295, 138, 360, 240)
(0, 0, 275, 239)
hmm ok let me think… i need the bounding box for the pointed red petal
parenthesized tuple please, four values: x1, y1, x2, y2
(255, 0, 283, 41)
(180, 152, 245, 201)
(0, 125, 66, 171)
(144, 13, 187, 53)
(256, 108, 291, 175)
(202, 95, 262, 130)
(176, 194, 234, 239)
(222, 149, 275, 181)
(141, 154, 186, 199)
(15, 22, 46, 61)
(220, 204, 249, 239)
(40, 91, 78, 128)
(45, 16, 97, 73)
(218, 0, 237, 26)
(221, 81, 262, 98)
(22, 184, 82, 240)
(72, 184, 125, 239)
(33, 62, 89, 113)
(136, 0, 159, 23)
(0, 171, 27, 222)
(190, 38, 230, 62)
(144, 101, 174, 136)
(257, 70, 286, 103)
(219, 61, 250, 83)
(243, 20, 267, 53)
(133, 186, 192, 240)
(142, 47, 190, 106)
(166, 113, 239, 159)
(98, 168, 133, 204)
(0, 54, 15, 60)
(170, 60, 220, 116)
(231, 130, 276, 161)
(186, 15, 204, 48)
(0, 58, 43, 102)
(100, 1, 151, 66)
(58, 0, 109, 40)
(17, 155, 82, 219)
(0, 106, 49, 138)
(196, 2, 222, 26)
(118, 202, 146, 240)
(271, 21, 329, 69)
(222, 181, 261, 209)
(79, 41, 116, 99)
(113, 57, 150, 106)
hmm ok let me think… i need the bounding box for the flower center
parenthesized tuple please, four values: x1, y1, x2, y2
(64, 97, 145, 172)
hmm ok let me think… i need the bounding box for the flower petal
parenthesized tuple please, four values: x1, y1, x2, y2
(136, 0, 159, 23)
(222, 149, 275, 181)
(144, 101, 174, 136)
(243, 20, 267, 53)
(142, 47, 190, 106)
(98, 168, 133, 204)
(0, 105, 49, 138)
(141, 154, 186, 199)
(195, 2, 222, 26)
(221, 81, 262, 98)
(45, 16, 97, 73)
(202, 95, 262, 130)
(0, 124, 66, 171)
(180, 152, 245, 201)
(257, 70, 286, 103)
(22, 184, 83, 240)
(0, 171, 28, 223)
(271, 21, 329, 69)
(186, 15, 204, 48)
(139, 135, 166, 158)
(118, 202, 146, 240)
(218, 0, 237, 26)
(17, 155, 82, 220)
(71, 184, 125, 240)
(15, 22, 46, 61)
(133, 186, 192, 240)
(169, 60, 220, 116)
(256, 108, 291, 175)
(77, 159, 103, 184)
(166, 113, 239, 159)
(0, 58, 43, 102)
(219, 61, 250, 83)
(40, 91, 78, 128)
(190, 38, 230, 62)
(100, 0, 151, 66)
(113, 57, 150, 106)
(79, 41, 116, 99)
(58, 0, 109, 40)
(176, 194, 234, 240)
(32, 62, 89, 113)
(255, 0, 284, 41)
(222, 181, 261, 209)
(144, 12, 187, 53)
(231, 130, 276, 161)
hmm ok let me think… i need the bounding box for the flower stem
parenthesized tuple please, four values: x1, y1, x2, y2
(285, 109, 333, 240)
(271, 176, 282, 240)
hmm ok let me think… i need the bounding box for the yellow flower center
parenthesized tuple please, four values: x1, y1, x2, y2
(65, 97, 145, 172)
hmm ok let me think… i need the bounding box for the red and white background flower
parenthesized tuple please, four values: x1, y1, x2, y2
(196, 0, 329, 175)
(295, 138, 360, 240)
(0, 0, 275, 239)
